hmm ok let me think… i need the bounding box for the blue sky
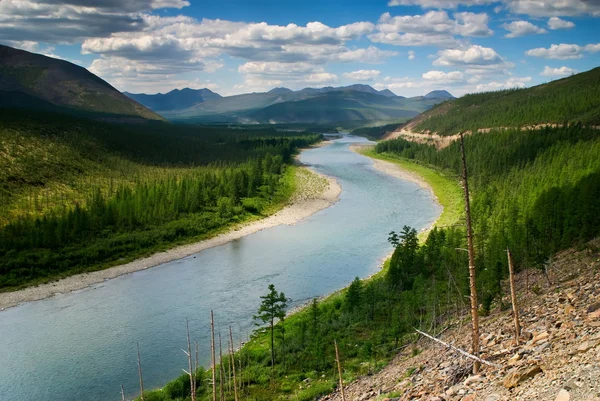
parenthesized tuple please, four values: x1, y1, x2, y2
(1, 0, 599, 97)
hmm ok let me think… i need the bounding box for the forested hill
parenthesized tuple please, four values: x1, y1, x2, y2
(0, 110, 321, 289)
(0, 45, 163, 121)
(410, 66, 600, 135)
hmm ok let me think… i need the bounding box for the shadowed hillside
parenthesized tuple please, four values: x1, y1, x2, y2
(0, 45, 163, 121)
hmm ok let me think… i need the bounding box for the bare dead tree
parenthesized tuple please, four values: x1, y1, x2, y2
(211, 311, 217, 401)
(460, 133, 480, 374)
(136, 342, 145, 401)
(229, 327, 239, 401)
(415, 328, 501, 368)
(182, 318, 196, 401)
(334, 340, 346, 401)
(218, 332, 224, 401)
(120, 384, 126, 401)
(507, 248, 521, 345)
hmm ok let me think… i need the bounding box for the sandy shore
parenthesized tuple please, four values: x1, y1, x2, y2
(349, 143, 439, 204)
(0, 155, 341, 311)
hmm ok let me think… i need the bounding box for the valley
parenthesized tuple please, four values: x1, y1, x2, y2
(0, 23, 599, 401)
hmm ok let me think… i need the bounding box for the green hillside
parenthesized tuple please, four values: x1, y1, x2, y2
(0, 110, 320, 289)
(413, 67, 600, 135)
(248, 91, 440, 124)
(162, 85, 448, 124)
(0, 45, 163, 121)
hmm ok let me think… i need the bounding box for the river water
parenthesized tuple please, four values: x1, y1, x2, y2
(0, 135, 441, 401)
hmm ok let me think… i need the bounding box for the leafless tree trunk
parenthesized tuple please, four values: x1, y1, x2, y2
(211, 311, 217, 401)
(460, 133, 480, 374)
(182, 318, 196, 401)
(507, 248, 521, 345)
(136, 342, 145, 401)
(229, 327, 239, 401)
(218, 332, 224, 401)
(334, 340, 346, 401)
(120, 384, 126, 401)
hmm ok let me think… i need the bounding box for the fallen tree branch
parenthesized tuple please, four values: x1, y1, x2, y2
(414, 328, 502, 369)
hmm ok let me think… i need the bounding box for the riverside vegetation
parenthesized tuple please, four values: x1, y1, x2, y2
(142, 120, 599, 401)
(0, 110, 321, 289)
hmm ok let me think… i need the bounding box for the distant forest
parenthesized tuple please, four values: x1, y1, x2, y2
(414, 67, 600, 135)
(0, 110, 321, 288)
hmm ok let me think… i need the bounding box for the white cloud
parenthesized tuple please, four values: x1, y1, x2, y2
(547, 17, 575, 30)
(433, 45, 512, 73)
(540, 66, 577, 77)
(504, 0, 600, 17)
(388, 0, 495, 7)
(343, 70, 381, 81)
(422, 70, 464, 82)
(306, 72, 339, 84)
(77, 16, 395, 93)
(388, 0, 600, 17)
(369, 10, 492, 48)
(408, 50, 416, 60)
(584, 43, 600, 53)
(236, 61, 340, 92)
(474, 76, 531, 91)
(525, 43, 600, 59)
(502, 20, 546, 38)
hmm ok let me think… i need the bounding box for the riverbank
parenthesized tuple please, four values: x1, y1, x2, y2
(0, 161, 341, 311)
(351, 144, 463, 230)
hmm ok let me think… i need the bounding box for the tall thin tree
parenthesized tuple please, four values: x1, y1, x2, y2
(182, 318, 196, 401)
(460, 133, 480, 374)
(229, 327, 239, 401)
(218, 332, 224, 401)
(136, 342, 145, 401)
(210, 311, 217, 401)
(507, 248, 521, 345)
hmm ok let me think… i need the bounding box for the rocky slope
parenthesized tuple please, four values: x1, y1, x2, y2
(322, 239, 600, 401)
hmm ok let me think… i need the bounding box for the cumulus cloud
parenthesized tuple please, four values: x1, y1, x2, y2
(540, 66, 577, 77)
(502, 20, 546, 38)
(525, 43, 600, 59)
(388, 0, 600, 17)
(474, 76, 531, 91)
(0, 0, 164, 43)
(388, 0, 495, 7)
(433, 45, 512, 73)
(343, 70, 381, 81)
(408, 50, 416, 60)
(422, 70, 464, 82)
(504, 0, 600, 17)
(547, 17, 575, 30)
(368, 11, 492, 48)
(236, 61, 339, 92)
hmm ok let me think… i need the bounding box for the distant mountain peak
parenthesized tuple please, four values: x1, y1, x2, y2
(378, 89, 398, 97)
(268, 87, 294, 94)
(424, 90, 454, 100)
(124, 87, 222, 112)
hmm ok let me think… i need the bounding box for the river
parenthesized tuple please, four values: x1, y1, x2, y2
(0, 135, 441, 401)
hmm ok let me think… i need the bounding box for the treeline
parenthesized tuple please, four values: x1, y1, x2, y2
(350, 122, 403, 140)
(376, 124, 600, 307)
(414, 67, 600, 135)
(0, 110, 321, 288)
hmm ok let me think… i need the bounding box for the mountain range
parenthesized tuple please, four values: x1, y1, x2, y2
(126, 84, 454, 124)
(0, 44, 454, 126)
(0, 45, 162, 121)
